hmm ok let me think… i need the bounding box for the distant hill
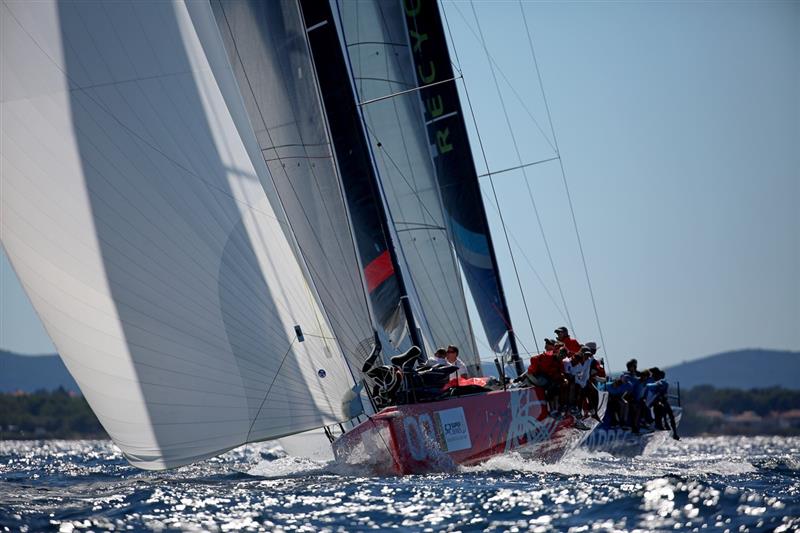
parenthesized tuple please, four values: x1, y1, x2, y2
(0, 351, 79, 393)
(481, 348, 800, 391)
(2, 348, 797, 393)
(665, 349, 800, 390)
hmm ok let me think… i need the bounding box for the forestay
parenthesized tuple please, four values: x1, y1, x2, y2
(336, 0, 480, 373)
(0, 0, 357, 469)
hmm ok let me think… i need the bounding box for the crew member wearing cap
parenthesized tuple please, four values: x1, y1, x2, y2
(526, 338, 556, 384)
(554, 326, 581, 355)
(585, 342, 606, 380)
(580, 342, 604, 418)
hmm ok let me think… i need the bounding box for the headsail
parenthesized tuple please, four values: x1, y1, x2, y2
(208, 0, 376, 380)
(400, 1, 523, 371)
(0, 0, 357, 469)
(336, 0, 481, 374)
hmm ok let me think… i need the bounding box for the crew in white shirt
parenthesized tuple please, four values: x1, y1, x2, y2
(427, 347, 447, 367)
(571, 349, 592, 388)
(445, 345, 469, 381)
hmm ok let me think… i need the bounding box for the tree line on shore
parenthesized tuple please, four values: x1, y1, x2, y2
(1, 385, 799, 439)
(0, 388, 106, 439)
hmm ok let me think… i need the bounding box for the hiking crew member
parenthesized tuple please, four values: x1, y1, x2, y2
(526, 339, 566, 413)
(526, 338, 556, 386)
(646, 368, 680, 440)
(555, 326, 581, 355)
(570, 347, 593, 414)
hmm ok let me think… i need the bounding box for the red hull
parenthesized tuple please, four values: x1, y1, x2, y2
(332, 387, 593, 475)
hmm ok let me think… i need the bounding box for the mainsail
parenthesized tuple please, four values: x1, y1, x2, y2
(336, 0, 481, 374)
(401, 1, 523, 371)
(0, 0, 359, 469)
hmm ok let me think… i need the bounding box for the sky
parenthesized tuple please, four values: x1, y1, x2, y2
(1, 1, 798, 372)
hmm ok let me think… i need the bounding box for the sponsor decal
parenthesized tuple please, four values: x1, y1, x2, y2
(401, 407, 471, 460)
(585, 428, 643, 451)
(434, 407, 472, 453)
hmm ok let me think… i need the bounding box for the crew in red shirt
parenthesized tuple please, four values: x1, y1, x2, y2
(554, 326, 581, 355)
(528, 338, 555, 375)
(526, 341, 569, 415)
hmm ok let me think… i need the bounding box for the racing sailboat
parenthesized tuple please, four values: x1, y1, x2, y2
(1, 0, 600, 474)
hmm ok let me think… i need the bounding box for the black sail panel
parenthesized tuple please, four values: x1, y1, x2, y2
(401, 1, 521, 364)
(298, 0, 415, 352)
(336, 0, 482, 375)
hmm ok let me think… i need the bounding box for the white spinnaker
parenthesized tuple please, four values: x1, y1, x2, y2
(0, 0, 354, 469)
(337, 0, 480, 372)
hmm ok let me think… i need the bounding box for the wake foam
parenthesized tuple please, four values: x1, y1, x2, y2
(458, 449, 619, 477)
(457, 445, 757, 479)
(247, 455, 330, 478)
(231, 436, 761, 480)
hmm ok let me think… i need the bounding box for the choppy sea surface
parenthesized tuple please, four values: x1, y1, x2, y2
(1, 436, 798, 532)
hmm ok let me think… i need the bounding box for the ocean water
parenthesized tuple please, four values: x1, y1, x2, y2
(1, 436, 798, 532)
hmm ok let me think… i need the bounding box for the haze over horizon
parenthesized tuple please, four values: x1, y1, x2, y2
(1, 1, 798, 372)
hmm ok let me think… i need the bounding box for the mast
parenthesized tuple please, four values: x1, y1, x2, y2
(400, 1, 524, 373)
(334, 0, 483, 375)
(297, 0, 424, 353)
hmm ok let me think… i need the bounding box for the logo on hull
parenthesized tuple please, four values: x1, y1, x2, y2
(402, 407, 471, 460)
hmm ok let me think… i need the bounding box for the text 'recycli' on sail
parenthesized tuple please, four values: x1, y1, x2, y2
(401, 0, 522, 369)
(335, 0, 482, 375)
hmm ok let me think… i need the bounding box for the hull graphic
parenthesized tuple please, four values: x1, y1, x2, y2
(333, 388, 600, 475)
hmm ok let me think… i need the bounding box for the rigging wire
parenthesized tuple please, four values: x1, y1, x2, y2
(477, 156, 560, 178)
(479, 188, 571, 327)
(517, 1, 611, 370)
(442, 2, 538, 359)
(368, 125, 533, 356)
(467, 0, 575, 336)
(241, 335, 297, 471)
(459, 1, 539, 354)
(448, 4, 556, 155)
